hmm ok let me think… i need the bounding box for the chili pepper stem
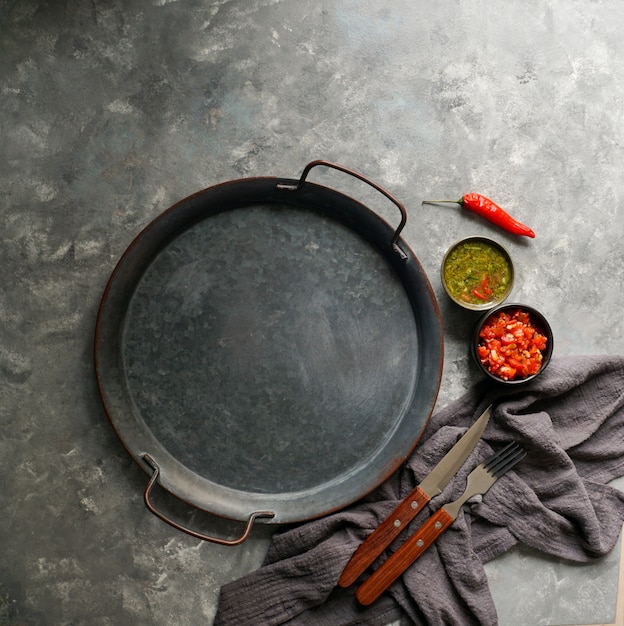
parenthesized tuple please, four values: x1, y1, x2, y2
(422, 199, 463, 204)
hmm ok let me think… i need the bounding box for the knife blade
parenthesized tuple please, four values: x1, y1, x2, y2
(337, 404, 492, 588)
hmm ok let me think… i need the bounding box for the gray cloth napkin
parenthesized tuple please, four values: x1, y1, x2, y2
(214, 355, 624, 625)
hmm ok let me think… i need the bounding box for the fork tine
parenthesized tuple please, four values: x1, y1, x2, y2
(483, 442, 518, 470)
(495, 448, 526, 476)
(484, 442, 526, 477)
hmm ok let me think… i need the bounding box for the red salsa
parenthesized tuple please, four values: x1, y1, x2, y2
(477, 309, 548, 381)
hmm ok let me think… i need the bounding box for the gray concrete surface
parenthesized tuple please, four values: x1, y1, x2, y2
(2, 1, 623, 624)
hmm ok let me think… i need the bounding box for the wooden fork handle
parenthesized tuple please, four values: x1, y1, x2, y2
(355, 507, 455, 606)
(338, 486, 431, 588)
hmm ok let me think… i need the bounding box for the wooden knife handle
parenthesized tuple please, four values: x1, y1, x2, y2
(355, 507, 454, 606)
(338, 485, 431, 588)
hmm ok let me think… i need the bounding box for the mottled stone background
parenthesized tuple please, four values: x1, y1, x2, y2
(1, 1, 623, 624)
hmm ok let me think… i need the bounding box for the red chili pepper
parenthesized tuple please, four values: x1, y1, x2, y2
(423, 193, 535, 238)
(481, 274, 492, 296)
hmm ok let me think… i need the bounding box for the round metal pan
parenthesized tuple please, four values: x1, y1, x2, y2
(94, 160, 443, 543)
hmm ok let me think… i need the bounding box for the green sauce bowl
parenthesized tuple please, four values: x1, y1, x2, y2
(441, 236, 514, 311)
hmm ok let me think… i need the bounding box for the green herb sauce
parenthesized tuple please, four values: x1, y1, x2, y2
(443, 240, 511, 306)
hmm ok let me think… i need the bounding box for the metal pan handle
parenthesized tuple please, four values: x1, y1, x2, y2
(277, 159, 408, 260)
(142, 454, 275, 545)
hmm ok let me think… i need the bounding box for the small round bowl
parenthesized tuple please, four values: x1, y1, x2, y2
(441, 236, 514, 311)
(471, 303, 554, 385)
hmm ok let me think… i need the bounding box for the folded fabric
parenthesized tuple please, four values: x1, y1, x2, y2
(214, 355, 624, 625)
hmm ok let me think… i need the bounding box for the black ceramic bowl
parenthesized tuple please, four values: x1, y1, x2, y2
(472, 303, 554, 385)
(441, 236, 514, 311)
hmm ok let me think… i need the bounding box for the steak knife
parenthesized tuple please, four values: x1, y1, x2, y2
(337, 405, 492, 588)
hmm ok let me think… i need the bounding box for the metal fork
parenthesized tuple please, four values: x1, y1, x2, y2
(356, 442, 526, 606)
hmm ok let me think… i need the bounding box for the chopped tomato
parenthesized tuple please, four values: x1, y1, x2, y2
(477, 309, 548, 381)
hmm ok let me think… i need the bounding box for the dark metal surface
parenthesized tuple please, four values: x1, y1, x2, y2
(94, 163, 443, 529)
